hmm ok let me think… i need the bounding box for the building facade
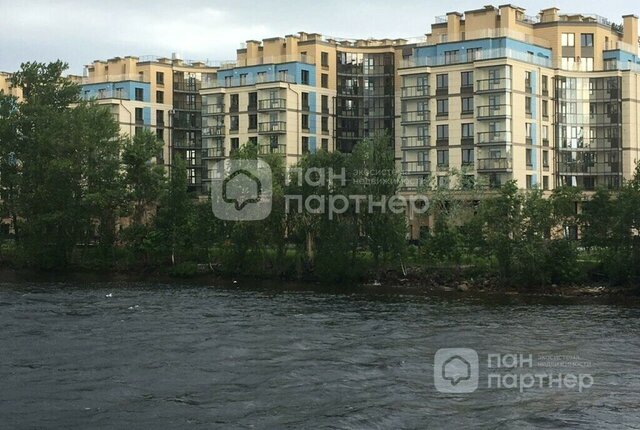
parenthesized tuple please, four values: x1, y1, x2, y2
(82, 56, 218, 192)
(397, 5, 640, 194)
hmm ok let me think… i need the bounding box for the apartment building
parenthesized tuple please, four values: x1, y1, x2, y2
(398, 5, 640, 195)
(199, 32, 409, 190)
(82, 55, 218, 192)
(0, 72, 22, 99)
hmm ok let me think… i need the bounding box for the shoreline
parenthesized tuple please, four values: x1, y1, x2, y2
(1, 266, 638, 303)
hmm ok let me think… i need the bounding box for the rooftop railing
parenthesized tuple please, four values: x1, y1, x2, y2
(81, 74, 148, 84)
(219, 54, 315, 70)
(202, 73, 297, 89)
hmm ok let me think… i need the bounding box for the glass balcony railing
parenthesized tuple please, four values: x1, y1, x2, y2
(477, 157, 512, 171)
(401, 111, 430, 124)
(258, 98, 287, 111)
(402, 161, 431, 175)
(259, 143, 287, 155)
(476, 78, 511, 92)
(401, 136, 430, 148)
(202, 104, 225, 115)
(477, 104, 511, 119)
(400, 85, 430, 98)
(477, 131, 511, 145)
(258, 121, 287, 133)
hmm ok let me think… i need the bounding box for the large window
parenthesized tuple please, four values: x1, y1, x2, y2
(562, 33, 575, 47)
(444, 50, 459, 64)
(461, 97, 474, 114)
(437, 149, 449, 167)
(461, 71, 473, 88)
(301, 70, 309, 85)
(436, 74, 448, 89)
(436, 99, 449, 116)
(461, 123, 474, 139)
(581, 33, 594, 47)
(436, 125, 449, 141)
(462, 148, 474, 165)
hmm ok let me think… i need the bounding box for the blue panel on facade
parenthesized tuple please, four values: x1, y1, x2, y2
(217, 62, 317, 87)
(309, 136, 317, 153)
(143, 107, 151, 127)
(308, 92, 317, 133)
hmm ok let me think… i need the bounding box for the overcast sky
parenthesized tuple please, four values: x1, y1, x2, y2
(0, 0, 637, 75)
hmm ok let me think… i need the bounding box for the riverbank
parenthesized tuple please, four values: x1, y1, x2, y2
(1, 265, 637, 302)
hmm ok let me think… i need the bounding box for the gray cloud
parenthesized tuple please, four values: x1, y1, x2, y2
(0, 0, 636, 75)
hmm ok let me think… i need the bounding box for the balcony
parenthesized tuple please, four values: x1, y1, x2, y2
(173, 100, 202, 111)
(477, 104, 511, 120)
(401, 136, 430, 149)
(476, 78, 511, 93)
(259, 143, 287, 155)
(401, 110, 430, 124)
(258, 98, 287, 111)
(203, 103, 225, 115)
(202, 126, 225, 137)
(173, 81, 201, 92)
(401, 85, 430, 98)
(477, 131, 511, 145)
(202, 146, 225, 159)
(258, 121, 287, 133)
(402, 161, 431, 175)
(477, 157, 512, 171)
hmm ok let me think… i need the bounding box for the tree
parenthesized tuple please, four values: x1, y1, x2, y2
(4, 61, 123, 268)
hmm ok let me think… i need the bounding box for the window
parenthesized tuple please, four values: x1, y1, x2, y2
(156, 129, 164, 142)
(562, 33, 575, 47)
(278, 70, 288, 82)
(134, 87, 143, 101)
(436, 74, 448, 90)
(256, 72, 266, 83)
(543, 176, 549, 190)
(461, 123, 474, 139)
(302, 114, 309, 130)
(156, 110, 164, 126)
(526, 123, 532, 140)
(239, 74, 247, 85)
(542, 75, 549, 94)
(543, 150, 549, 168)
(302, 136, 309, 153)
(437, 176, 449, 189)
(436, 125, 449, 142)
(526, 175, 533, 189)
(581, 33, 594, 47)
(302, 92, 309, 111)
(321, 138, 329, 151)
(231, 138, 240, 150)
(542, 100, 549, 118)
(248, 114, 257, 130)
(230, 115, 239, 131)
(156, 90, 164, 104)
(301, 69, 309, 85)
(321, 52, 329, 67)
(186, 150, 196, 166)
(321, 116, 329, 132)
(561, 57, 575, 70)
(461, 97, 474, 114)
(135, 107, 143, 123)
(187, 169, 196, 185)
(580, 58, 594, 72)
(526, 149, 533, 167)
(542, 125, 549, 145)
(321, 73, 328, 88)
(462, 148, 474, 165)
(525, 71, 532, 91)
(437, 149, 449, 166)
(321, 95, 329, 113)
(248, 137, 258, 146)
(525, 96, 532, 115)
(444, 50, 459, 64)
(156, 71, 164, 85)
(245, 92, 257, 111)
(461, 71, 473, 88)
(436, 99, 449, 116)
(467, 47, 481, 61)
(230, 94, 239, 112)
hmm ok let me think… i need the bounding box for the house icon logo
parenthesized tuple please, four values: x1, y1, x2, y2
(434, 348, 479, 393)
(211, 159, 272, 221)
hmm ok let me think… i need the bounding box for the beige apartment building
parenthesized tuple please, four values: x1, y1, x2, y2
(82, 55, 218, 192)
(398, 5, 640, 194)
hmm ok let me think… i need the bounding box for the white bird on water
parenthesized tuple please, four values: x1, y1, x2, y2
(105, 293, 113, 298)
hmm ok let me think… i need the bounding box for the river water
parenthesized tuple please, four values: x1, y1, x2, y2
(1, 281, 639, 429)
